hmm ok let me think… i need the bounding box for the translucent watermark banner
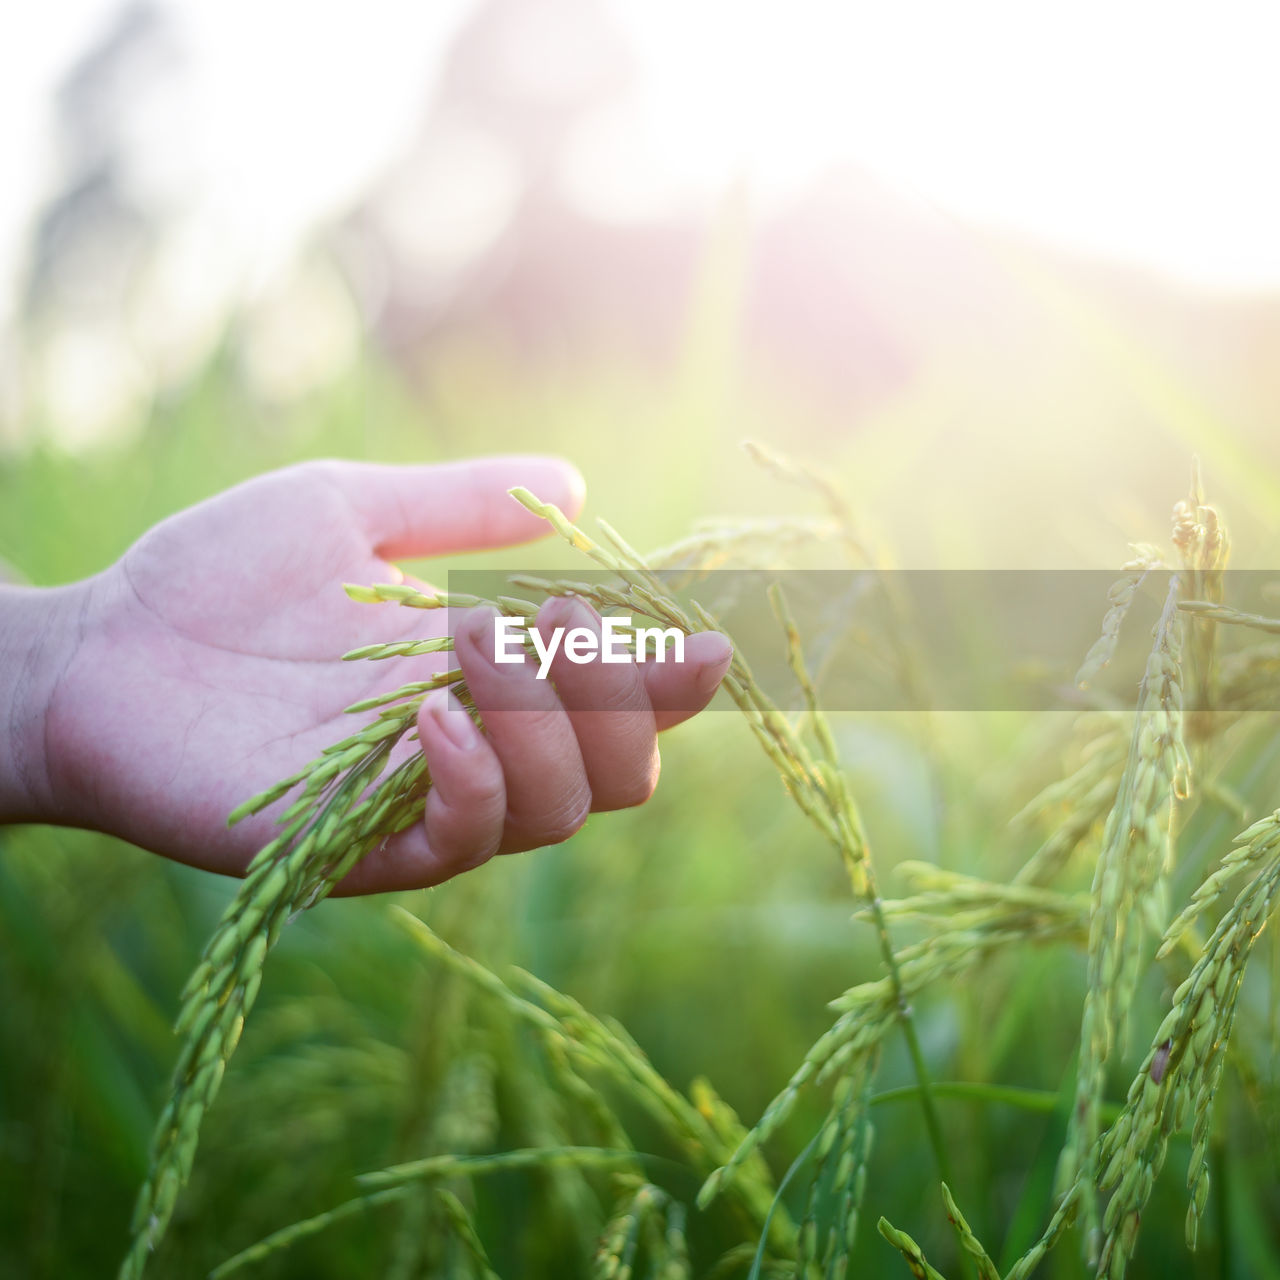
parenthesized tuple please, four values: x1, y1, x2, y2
(443, 568, 1280, 712)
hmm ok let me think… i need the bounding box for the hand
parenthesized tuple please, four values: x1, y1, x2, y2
(3, 459, 731, 893)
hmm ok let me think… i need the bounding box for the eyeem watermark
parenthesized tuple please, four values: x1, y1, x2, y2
(493, 615, 684, 679)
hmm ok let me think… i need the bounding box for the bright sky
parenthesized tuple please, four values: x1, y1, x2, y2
(606, 0, 1280, 289)
(4, 0, 1280, 330)
(0, 0, 474, 323)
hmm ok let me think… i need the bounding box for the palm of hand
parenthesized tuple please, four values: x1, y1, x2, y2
(48, 464, 451, 874)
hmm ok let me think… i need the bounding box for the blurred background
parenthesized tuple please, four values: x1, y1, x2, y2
(4, 1, 1280, 1277)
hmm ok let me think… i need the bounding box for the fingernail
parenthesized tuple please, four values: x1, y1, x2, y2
(423, 691, 479, 751)
(695, 633, 733, 694)
(540, 594, 595, 632)
(464, 605, 525, 670)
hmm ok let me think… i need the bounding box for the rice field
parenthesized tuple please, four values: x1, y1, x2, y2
(5, 308, 1280, 1280)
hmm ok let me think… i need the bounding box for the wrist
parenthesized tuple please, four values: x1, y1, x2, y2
(0, 578, 96, 823)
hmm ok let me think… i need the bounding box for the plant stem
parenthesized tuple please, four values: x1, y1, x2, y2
(854, 878, 953, 1190)
(871, 1081, 1126, 1125)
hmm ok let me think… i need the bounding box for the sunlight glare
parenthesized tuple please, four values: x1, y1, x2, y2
(607, 0, 1280, 289)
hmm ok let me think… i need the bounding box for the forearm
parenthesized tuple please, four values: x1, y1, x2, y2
(0, 581, 93, 823)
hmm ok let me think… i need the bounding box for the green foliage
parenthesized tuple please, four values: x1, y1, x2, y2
(7, 352, 1280, 1280)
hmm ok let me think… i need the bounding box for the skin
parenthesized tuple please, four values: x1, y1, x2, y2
(0, 456, 732, 893)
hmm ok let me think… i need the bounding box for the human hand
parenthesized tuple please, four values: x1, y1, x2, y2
(2, 459, 731, 892)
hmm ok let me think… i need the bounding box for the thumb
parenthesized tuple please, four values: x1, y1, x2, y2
(321, 456, 586, 559)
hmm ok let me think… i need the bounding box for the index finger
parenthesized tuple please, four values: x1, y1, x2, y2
(315, 456, 586, 560)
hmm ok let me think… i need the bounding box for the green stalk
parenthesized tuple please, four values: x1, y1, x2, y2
(510, 488, 957, 1199)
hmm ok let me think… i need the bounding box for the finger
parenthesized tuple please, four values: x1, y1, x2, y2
(313, 456, 586, 560)
(454, 606, 592, 853)
(645, 631, 733, 732)
(538, 596, 660, 811)
(417, 690, 509, 869)
(332, 690, 506, 894)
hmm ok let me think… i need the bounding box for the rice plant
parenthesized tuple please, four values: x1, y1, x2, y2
(120, 449, 1280, 1279)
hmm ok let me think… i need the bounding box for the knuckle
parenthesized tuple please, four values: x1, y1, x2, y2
(458, 828, 503, 869)
(284, 458, 349, 511)
(576, 676, 646, 714)
(294, 457, 342, 484)
(606, 757, 661, 811)
(426, 791, 502, 868)
(530, 790, 593, 846)
(460, 763, 506, 810)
